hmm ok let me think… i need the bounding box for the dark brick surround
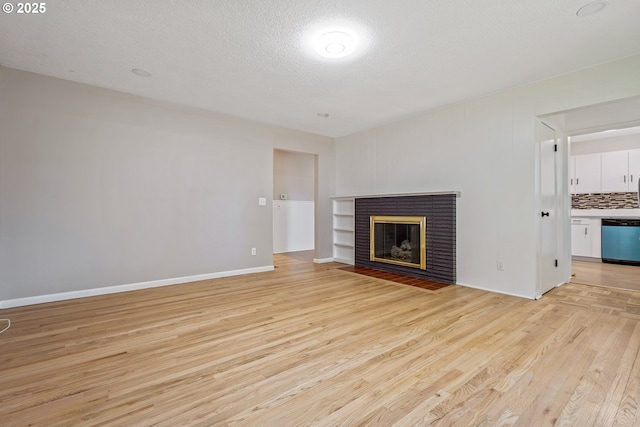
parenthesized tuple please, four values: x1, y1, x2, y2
(355, 194, 456, 284)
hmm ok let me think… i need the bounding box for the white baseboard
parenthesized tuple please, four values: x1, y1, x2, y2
(455, 282, 535, 300)
(0, 265, 274, 309)
(571, 256, 602, 263)
(313, 258, 334, 264)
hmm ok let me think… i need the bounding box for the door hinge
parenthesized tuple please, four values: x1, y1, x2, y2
(554, 144, 558, 152)
(555, 259, 558, 267)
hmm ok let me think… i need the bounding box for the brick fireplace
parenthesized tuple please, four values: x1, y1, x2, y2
(355, 194, 456, 284)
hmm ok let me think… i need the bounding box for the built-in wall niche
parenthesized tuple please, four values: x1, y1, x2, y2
(354, 194, 457, 284)
(332, 198, 355, 264)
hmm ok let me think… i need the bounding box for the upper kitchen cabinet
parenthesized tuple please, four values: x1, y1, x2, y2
(630, 149, 640, 191)
(601, 150, 630, 192)
(601, 149, 640, 192)
(571, 153, 601, 194)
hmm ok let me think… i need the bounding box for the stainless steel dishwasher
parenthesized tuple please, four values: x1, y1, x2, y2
(601, 218, 640, 265)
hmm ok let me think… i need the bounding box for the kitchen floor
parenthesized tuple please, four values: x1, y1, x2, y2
(571, 259, 640, 292)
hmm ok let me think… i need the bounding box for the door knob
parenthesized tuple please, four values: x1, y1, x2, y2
(541, 211, 550, 217)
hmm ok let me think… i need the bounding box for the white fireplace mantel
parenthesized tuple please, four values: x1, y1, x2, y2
(331, 191, 461, 200)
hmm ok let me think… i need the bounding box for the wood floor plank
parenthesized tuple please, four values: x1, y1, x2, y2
(1, 256, 640, 426)
(612, 325, 640, 427)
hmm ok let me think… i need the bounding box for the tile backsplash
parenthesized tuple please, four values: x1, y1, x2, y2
(572, 192, 639, 209)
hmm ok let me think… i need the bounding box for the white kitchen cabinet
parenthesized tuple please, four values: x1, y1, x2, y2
(572, 154, 601, 194)
(601, 151, 629, 192)
(569, 157, 576, 194)
(571, 149, 640, 194)
(571, 217, 601, 258)
(629, 149, 640, 191)
(601, 149, 640, 192)
(571, 218, 592, 257)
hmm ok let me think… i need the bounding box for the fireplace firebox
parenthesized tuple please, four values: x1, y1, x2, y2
(370, 216, 426, 270)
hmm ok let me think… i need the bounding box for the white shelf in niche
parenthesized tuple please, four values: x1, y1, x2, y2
(333, 199, 354, 215)
(333, 215, 354, 231)
(333, 245, 355, 265)
(333, 229, 354, 247)
(332, 198, 355, 265)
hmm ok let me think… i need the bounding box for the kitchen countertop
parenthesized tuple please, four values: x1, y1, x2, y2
(572, 209, 640, 218)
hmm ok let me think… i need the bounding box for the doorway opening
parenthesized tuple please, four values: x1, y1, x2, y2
(538, 95, 640, 296)
(272, 150, 317, 259)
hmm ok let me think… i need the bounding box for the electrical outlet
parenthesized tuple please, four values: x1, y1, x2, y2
(497, 260, 504, 271)
(251, 248, 256, 256)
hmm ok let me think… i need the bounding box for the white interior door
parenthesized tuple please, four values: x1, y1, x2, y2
(539, 121, 561, 296)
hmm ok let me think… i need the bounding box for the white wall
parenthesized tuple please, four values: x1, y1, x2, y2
(335, 54, 640, 299)
(3, 53, 639, 304)
(0, 66, 334, 304)
(273, 150, 315, 201)
(571, 133, 640, 155)
(273, 201, 315, 253)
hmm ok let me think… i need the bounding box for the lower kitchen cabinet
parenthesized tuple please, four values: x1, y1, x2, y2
(571, 217, 602, 259)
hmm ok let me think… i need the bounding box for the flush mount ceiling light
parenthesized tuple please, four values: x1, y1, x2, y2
(315, 30, 356, 58)
(303, 21, 370, 61)
(576, 1, 608, 17)
(131, 68, 151, 77)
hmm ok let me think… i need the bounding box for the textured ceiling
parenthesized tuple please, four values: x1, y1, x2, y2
(1, 0, 640, 137)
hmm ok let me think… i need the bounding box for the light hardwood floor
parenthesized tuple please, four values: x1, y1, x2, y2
(571, 259, 640, 292)
(1, 255, 640, 426)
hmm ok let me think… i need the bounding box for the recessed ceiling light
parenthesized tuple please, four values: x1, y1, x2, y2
(576, 1, 608, 17)
(131, 68, 151, 77)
